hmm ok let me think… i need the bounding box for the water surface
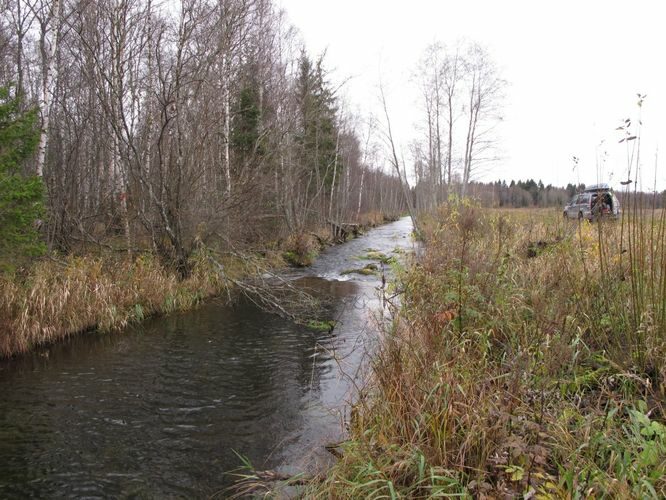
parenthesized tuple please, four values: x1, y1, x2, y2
(0, 217, 413, 498)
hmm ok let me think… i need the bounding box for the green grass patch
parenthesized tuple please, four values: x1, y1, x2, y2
(341, 263, 379, 276)
(357, 251, 396, 265)
(305, 319, 337, 332)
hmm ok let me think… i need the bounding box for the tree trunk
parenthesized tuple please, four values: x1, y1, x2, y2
(36, 0, 62, 178)
(223, 54, 232, 197)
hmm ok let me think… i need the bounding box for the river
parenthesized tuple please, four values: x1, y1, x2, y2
(0, 217, 413, 498)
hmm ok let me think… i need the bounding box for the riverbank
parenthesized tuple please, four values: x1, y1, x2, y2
(0, 212, 399, 359)
(307, 204, 666, 497)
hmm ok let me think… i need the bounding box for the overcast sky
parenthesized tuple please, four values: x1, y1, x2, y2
(279, 0, 666, 190)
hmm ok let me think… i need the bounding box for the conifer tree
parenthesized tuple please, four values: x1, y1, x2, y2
(0, 85, 44, 266)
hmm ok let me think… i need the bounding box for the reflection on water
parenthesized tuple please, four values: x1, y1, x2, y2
(0, 217, 413, 498)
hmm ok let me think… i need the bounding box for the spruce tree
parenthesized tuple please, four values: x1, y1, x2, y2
(296, 53, 338, 188)
(0, 85, 44, 267)
(232, 85, 262, 161)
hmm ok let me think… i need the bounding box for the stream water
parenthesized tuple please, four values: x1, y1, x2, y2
(0, 217, 413, 498)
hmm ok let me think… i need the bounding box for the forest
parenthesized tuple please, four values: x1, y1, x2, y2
(0, 0, 542, 279)
(0, 0, 410, 278)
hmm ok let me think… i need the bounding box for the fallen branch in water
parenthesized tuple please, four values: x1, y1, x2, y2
(206, 252, 324, 322)
(221, 442, 341, 499)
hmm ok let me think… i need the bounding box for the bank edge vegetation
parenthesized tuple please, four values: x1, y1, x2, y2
(0, 0, 411, 356)
(302, 199, 666, 498)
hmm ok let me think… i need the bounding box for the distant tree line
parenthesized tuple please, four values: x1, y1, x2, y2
(490, 179, 582, 208)
(0, 0, 406, 274)
(462, 179, 666, 209)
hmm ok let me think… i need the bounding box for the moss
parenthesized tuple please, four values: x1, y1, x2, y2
(341, 263, 379, 276)
(359, 251, 396, 265)
(305, 319, 337, 332)
(282, 233, 319, 267)
(282, 250, 317, 267)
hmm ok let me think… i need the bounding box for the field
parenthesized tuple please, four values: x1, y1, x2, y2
(308, 203, 666, 498)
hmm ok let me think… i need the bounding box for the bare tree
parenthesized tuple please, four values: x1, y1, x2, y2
(460, 43, 504, 198)
(1, 0, 408, 274)
(442, 44, 462, 186)
(414, 41, 503, 201)
(414, 43, 442, 208)
(379, 80, 419, 235)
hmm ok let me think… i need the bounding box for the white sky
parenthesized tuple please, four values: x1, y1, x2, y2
(279, 0, 666, 190)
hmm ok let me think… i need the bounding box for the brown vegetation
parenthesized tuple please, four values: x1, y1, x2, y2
(0, 250, 228, 357)
(309, 203, 666, 498)
(0, 209, 400, 358)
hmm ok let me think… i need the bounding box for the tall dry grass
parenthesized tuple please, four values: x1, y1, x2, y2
(309, 202, 666, 498)
(0, 250, 229, 357)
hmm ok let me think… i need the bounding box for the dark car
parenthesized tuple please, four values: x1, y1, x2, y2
(564, 184, 620, 221)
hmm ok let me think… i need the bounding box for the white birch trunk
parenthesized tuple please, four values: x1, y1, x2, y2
(223, 54, 232, 197)
(356, 169, 365, 220)
(328, 128, 340, 221)
(36, 0, 62, 177)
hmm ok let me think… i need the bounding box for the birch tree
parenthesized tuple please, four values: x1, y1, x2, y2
(460, 43, 504, 198)
(414, 41, 503, 200)
(31, 0, 62, 177)
(379, 81, 419, 235)
(0, 0, 409, 271)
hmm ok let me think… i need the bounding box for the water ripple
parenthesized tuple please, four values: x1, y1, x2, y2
(0, 217, 414, 498)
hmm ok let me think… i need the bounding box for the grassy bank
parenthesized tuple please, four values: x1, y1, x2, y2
(0, 212, 400, 359)
(309, 203, 666, 498)
(0, 249, 236, 358)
